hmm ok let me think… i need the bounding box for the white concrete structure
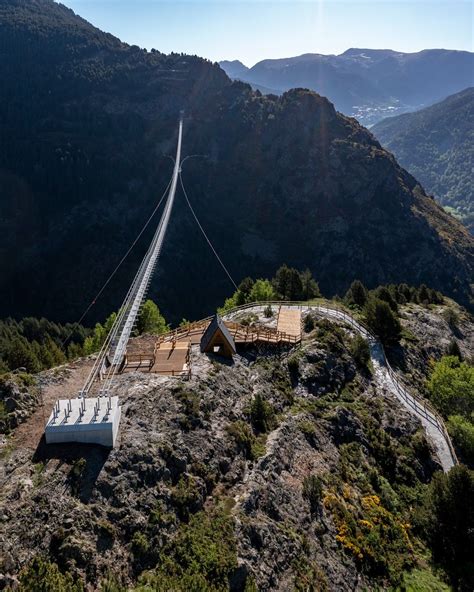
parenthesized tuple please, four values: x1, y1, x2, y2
(45, 397, 121, 447)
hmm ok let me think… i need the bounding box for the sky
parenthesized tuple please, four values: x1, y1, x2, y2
(60, 0, 473, 66)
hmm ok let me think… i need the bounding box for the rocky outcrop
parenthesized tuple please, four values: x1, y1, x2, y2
(2, 303, 465, 590)
(0, 376, 38, 433)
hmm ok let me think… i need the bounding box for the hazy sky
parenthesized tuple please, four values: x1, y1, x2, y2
(60, 0, 473, 66)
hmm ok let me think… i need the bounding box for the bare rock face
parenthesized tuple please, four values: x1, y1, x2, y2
(390, 300, 474, 390)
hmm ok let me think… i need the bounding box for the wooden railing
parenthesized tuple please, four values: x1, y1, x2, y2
(123, 298, 456, 465)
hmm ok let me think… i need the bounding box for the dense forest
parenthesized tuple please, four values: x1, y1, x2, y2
(0, 0, 473, 328)
(372, 88, 474, 233)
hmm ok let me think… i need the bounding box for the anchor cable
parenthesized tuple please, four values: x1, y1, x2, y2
(60, 176, 173, 349)
(179, 171, 238, 291)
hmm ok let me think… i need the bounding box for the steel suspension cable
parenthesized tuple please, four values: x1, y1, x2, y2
(179, 171, 238, 291)
(60, 176, 173, 350)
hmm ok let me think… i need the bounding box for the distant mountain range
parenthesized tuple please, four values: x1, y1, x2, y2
(219, 49, 474, 125)
(0, 0, 473, 325)
(372, 88, 474, 234)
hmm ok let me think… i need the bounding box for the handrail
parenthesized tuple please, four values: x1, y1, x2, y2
(130, 298, 456, 465)
(220, 299, 457, 465)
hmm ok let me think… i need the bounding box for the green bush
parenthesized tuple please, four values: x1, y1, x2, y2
(447, 415, 474, 466)
(364, 297, 401, 344)
(442, 307, 459, 329)
(136, 510, 237, 592)
(131, 532, 150, 562)
(350, 335, 370, 367)
(226, 420, 266, 461)
(171, 475, 203, 521)
(446, 339, 462, 360)
(427, 356, 474, 419)
(423, 465, 474, 591)
(18, 556, 83, 591)
(302, 475, 323, 514)
(372, 286, 398, 313)
(250, 393, 276, 433)
(263, 304, 274, 318)
(69, 458, 86, 494)
(136, 299, 168, 335)
(344, 280, 368, 307)
(303, 314, 315, 333)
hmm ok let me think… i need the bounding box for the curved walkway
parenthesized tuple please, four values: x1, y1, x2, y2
(224, 301, 456, 472)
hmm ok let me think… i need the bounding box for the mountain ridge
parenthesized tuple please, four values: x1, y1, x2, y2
(219, 48, 474, 124)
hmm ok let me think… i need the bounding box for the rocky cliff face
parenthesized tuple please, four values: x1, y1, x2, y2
(0, 0, 473, 326)
(2, 302, 472, 590)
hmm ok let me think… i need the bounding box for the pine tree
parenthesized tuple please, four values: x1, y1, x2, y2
(136, 300, 168, 335)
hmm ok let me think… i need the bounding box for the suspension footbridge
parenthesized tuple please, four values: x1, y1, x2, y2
(45, 116, 184, 447)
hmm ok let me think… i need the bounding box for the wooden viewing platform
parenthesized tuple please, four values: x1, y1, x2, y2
(122, 307, 301, 376)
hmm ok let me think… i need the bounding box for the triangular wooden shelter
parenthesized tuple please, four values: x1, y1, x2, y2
(200, 314, 236, 358)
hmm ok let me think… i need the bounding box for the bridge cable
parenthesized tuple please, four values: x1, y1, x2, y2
(60, 176, 173, 350)
(179, 171, 238, 291)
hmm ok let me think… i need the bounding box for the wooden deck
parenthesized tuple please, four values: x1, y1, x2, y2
(150, 341, 191, 376)
(122, 312, 301, 376)
(277, 308, 302, 338)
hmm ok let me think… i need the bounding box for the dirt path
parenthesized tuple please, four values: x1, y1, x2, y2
(11, 359, 94, 452)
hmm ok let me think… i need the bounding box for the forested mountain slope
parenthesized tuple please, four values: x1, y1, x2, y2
(372, 88, 474, 233)
(0, 0, 473, 326)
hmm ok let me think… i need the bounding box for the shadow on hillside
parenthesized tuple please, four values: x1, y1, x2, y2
(33, 436, 110, 502)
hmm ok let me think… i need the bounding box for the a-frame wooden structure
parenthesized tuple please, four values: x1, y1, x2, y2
(200, 314, 236, 358)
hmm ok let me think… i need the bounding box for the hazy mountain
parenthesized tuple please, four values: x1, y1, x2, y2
(220, 48, 474, 125)
(372, 88, 474, 233)
(219, 59, 249, 78)
(0, 0, 473, 327)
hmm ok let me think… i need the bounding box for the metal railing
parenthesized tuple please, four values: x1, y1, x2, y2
(221, 299, 458, 465)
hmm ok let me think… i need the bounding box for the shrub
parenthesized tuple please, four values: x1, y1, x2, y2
(443, 307, 459, 329)
(364, 297, 401, 344)
(298, 420, 316, 439)
(423, 465, 474, 590)
(446, 339, 462, 360)
(372, 286, 398, 312)
(350, 335, 370, 367)
(136, 300, 168, 335)
(303, 314, 315, 333)
(447, 415, 474, 467)
(287, 354, 300, 376)
(18, 556, 83, 591)
(69, 458, 86, 494)
(427, 356, 474, 419)
(226, 420, 266, 461)
(248, 279, 276, 302)
(171, 475, 203, 521)
(136, 510, 237, 591)
(249, 393, 275, 433)
(263, 304, 274, 318)
(272, 265, 320, 301)
(131, 532, 150, 561)
(302, 475, 323, 514)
